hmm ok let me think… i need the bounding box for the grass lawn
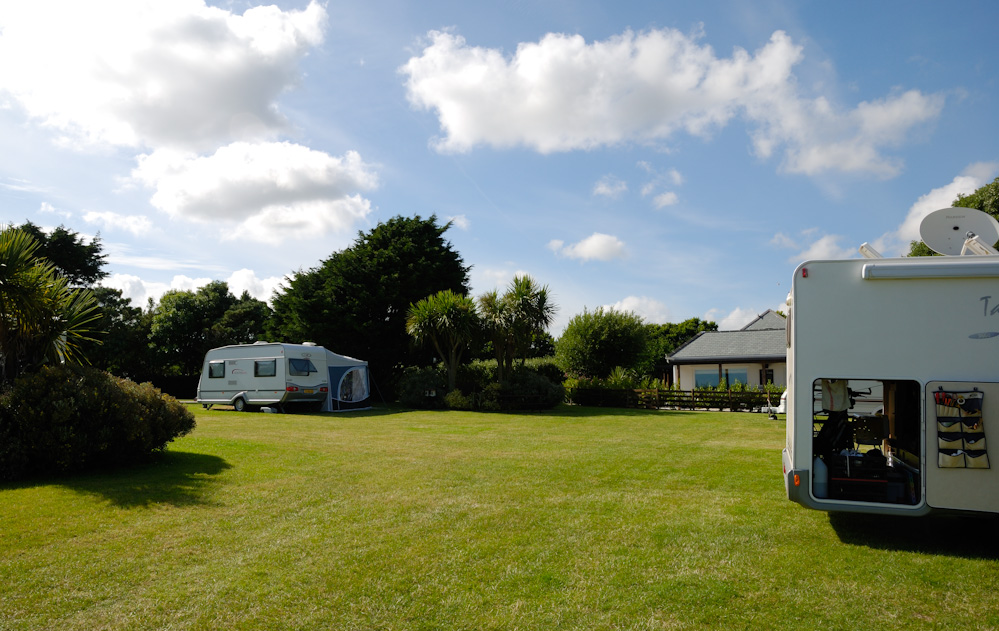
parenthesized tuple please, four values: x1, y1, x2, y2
(2, 405, 999, 630)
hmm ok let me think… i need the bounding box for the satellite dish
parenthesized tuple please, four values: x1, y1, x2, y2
(919, 207, 999, 255)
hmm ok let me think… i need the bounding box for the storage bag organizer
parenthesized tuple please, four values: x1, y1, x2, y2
(935, 390, 989, 469)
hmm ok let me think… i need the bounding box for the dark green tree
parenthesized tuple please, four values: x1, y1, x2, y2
(637, 318, 718, 382)
(554, 307, 648, 379)
(79, 287, 153, 379)
(148, 281, 268, 375)
(268, 215, 470, 391)
(16, 222, 107, 286)
(217, 292, 272, 345)
(908, 176, 999, 256)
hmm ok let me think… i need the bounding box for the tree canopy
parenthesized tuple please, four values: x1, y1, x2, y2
(15, 222, 107, 286)
(637, 318, 718, 381)
(268, 215, 471, 390)
(555, 307, 648, 379)
(149, 281, 270, 375)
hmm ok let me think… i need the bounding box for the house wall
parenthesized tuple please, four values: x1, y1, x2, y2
(673, 362, 787, 390)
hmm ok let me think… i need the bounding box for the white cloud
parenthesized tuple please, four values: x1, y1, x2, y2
(653, 191, 679, 208)
(102, 268, 285, 308)
(0, 1, 327, 152)
(83, 210, 153, 236)
(226, 268, 285, 303)
(402, 28, 943, 177)
(872, 162, 999, 256)
(130, 142, 378, 242)
(550, 232, 627, 261)
(593, 175, 627, 198)
(705, 306, 758, 331)
(471, 266, 532, 294)
(447, 214, 471, 230)
(38, 201, 72, 219)
(604, 296, 671, 323)
(771, 229, 856, 262)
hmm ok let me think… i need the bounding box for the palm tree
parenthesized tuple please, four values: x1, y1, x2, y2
(0, 226, 101, 383)
(478, 275, 558, 382)
(506, 275, 557, 368)
(406, 289, 479, 391)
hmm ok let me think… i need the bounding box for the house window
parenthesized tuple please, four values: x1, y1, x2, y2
(254, 359, 277, 377)
(208, 361, 224, 378)
(694, 370, 720, 388)
(760, 368, 774, 385)
(725, 369, 748, 386)
(289, 358, 316, 376)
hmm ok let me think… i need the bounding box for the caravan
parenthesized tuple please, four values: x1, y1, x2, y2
(196, 342, 329, 412)
(196, 342, 371, 412)
(783, 208, 999, 515)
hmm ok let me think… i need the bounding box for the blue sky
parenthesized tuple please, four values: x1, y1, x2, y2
(1, 0, 997, 334)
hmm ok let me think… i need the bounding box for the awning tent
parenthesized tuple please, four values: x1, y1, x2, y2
(322, 350, 371, 411)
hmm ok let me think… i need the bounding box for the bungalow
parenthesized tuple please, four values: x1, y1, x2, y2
(667, 310, 787, 390)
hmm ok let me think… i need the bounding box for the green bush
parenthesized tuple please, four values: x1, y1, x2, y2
(524, 357, 565, 385)
(397, 365, 447, 409)
(478, 367, 564, 411)
(400, 363, 563, 412)
(0, 365, 195, 481)
(443, 389, 473, 410)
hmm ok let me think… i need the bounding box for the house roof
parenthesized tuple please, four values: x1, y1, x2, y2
(740, 309, 786, 331)
(667, 310, 787, 364)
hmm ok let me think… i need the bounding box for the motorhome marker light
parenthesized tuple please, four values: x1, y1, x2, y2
(801, 268, 808, 278)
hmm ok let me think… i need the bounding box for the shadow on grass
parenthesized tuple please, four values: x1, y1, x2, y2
(830, 512, 999, 559)
(3, 450, 232, 509)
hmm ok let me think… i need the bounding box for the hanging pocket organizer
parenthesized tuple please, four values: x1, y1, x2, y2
(935, 390, 989, 469)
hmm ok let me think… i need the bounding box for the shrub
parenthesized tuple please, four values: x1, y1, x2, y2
(0, 365, 195, 481)
(524, 357, 565, 385)
(555, 308, 648, 379)
(479, 366, 564, 411)
(397, 365, 447, 409)
(443, 389, 473, 410)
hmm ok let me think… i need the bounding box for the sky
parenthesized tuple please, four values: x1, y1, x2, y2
(1, 0, 997, 335)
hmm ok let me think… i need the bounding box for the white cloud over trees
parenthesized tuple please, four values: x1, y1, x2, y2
(130, 143, 378, 242)
(0, 1, 377, 244)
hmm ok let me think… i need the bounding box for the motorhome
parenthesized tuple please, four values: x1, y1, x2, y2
(783, 207, 999, 515)
(196, 342, 329, 412)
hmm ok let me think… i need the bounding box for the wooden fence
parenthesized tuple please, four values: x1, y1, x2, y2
(565, 387, 782, 412)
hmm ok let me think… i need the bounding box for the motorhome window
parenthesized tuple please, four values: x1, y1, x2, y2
(208, 362, 224, 378)
(289, 358, 316, 376)
(811, 378, 921, 506)
(254, 360, 277, 378)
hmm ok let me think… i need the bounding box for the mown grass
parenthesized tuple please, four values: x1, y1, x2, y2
(2, 405, 999, 630)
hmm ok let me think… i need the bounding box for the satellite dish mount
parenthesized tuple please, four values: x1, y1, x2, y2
(919, 207, 999, 256)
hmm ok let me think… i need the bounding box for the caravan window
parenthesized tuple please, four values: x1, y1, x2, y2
(254, 359, 277, 377)
(289, 358, 317, 376)
(208, 361, 224, 378)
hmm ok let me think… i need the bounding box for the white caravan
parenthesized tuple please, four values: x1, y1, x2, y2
(196, 342, 329, 412)
(783, 208, 999, 516)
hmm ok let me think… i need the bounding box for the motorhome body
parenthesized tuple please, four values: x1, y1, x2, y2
(196, 342, 329, 412)
(782, 254, 999, 515)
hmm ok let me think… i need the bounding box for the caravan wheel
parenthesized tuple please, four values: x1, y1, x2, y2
(233, 397, 248, 412)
